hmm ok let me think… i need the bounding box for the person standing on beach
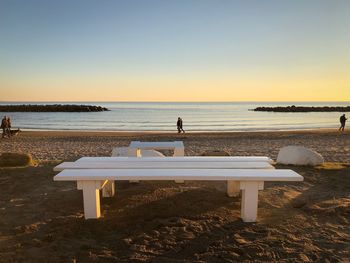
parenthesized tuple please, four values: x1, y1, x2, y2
(6, 117, 12, 136)
(339, 114, 347, 131)
(177, 117, 185, 133)
(1, 116, 8, 138)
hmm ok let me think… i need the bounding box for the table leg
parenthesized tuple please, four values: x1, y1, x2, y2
(77, 180, 106, 219)
(174, 146, 185, 183)
(174, 147, 185, 157)
(227, 181, 240, 197)
(240, 181, 263, 222)
(128, 148, 140, 182)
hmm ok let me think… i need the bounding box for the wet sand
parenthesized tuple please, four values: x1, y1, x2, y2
(0, 130, 349, 262)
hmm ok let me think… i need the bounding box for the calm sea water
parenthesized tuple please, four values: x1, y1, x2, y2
(0, 102, 348, 132)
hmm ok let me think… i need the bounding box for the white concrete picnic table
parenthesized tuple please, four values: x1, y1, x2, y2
(53, 156, 303, 222)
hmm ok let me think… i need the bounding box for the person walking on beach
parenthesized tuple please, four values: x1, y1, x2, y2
(1, 116, 8, 138)
(177, 117, 185, 133)
(6, 117, 11, 136)
(339, 114, 347, 131)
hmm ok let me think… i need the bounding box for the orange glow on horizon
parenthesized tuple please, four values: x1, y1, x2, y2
(1, 71, 349, 102)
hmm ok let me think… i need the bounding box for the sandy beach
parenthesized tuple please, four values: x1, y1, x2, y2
(0, 129, 349, 162)
(0, 130, 349, 262)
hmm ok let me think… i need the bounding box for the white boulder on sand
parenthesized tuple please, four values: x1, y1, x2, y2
(277, 146, 324, 166)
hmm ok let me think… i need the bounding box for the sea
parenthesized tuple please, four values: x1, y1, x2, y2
(0, 102, 348, 132)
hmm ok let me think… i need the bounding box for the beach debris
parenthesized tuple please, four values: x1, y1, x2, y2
(200, 150, 230, 156)
(0, 152, 35, 167)
(277, 146, 324, 166)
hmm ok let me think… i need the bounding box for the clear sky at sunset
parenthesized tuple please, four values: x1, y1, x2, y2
(0, 0, 349, 102)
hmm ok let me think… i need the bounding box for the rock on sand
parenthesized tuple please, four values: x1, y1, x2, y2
(0, 152, 34, 167)
(277, 146, 324, 166)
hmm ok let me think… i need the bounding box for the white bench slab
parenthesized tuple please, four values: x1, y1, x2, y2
(54, 168, 300, 181)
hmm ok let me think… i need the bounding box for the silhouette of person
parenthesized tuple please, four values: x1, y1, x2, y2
(177, 117, 181, 133)
(339, 114, 347, 131)
(177, 117, 185, 133)
(6, 117, 11, 137)
(1, 116, 8, 138)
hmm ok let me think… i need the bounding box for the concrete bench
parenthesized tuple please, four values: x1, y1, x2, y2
(128, 141, 185, 157)
(53, 158, 303, 222)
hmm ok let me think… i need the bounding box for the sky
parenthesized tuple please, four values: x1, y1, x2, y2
(0, 0, 349, 102)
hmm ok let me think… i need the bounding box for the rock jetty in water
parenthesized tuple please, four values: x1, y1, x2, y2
(253, 105, 350, 112)
(0, 104, 109, 112)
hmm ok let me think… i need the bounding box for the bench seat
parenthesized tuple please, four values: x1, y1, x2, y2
(54, 168, 300, 181)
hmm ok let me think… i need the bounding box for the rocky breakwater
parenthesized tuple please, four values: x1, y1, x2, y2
(0, 104, 109, 112)
(253, 105, 350, 112)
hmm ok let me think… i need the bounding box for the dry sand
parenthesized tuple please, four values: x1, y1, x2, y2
(0, 130, 349, 262)
(0, 129, 349, 162)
